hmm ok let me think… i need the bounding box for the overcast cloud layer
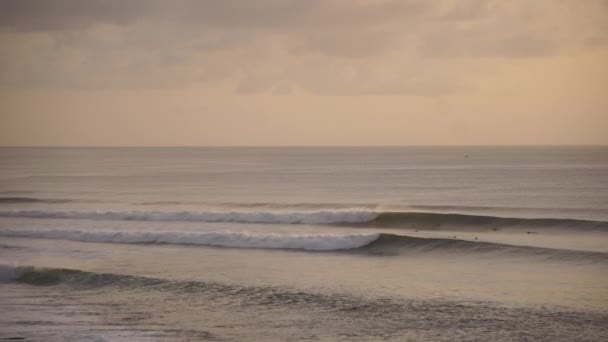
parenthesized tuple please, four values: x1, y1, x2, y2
(0, 0, 607, 145)
(1, 0, 606, 94)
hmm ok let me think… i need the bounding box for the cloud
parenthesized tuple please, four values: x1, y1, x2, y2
(0, 0, 142, 31)
(0, 0, 430, 32)
(0, 0, 606, 94)
(420, 30, 557, 58)
(439, 0, 491, 21)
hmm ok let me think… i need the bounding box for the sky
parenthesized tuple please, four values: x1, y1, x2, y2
(0, 0, 607, 146)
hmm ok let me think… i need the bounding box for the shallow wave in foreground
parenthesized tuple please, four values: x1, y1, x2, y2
(1, 264, 606, 342)
(1, 209, 607, 231)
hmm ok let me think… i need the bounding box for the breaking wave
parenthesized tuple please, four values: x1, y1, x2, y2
(0, 229, 379, 251)
(1, 228, 606, 262)
(135, 201, 379, 209)
(0, 209, 607, 231)
(0, 209, 376, 225)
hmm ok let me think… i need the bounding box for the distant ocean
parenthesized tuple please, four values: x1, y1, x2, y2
(1, 146, 607, 341)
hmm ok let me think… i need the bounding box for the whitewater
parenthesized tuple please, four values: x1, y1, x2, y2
(1, 208, 606, 232)
(0, 228, 381, 251)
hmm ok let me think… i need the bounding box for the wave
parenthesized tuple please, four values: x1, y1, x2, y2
(0, 209, 377, 225)
(0, 229, 379, 251)
(133, 200, 607, 216)
(0, 265, 81, 285)
(370, 212, 608, 231)
(0, 265, 177, 287)
(361, 234, 608, 262)
(0, 197, 78, 204)
(3, 264, 608, 342)
(135, 201, 378, 210)
(407, 204, 608, 214)
(1, 228, 605, 263)
(0, 209, 606, 231)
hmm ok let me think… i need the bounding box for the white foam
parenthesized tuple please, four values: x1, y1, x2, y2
(0, 209, 378, 225)
(0, 229, 380, 251)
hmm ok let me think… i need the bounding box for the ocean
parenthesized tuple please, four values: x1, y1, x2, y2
(0, 146, 607, 341)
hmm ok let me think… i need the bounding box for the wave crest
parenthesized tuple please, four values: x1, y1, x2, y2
(1, 229, 606, 263)
(372, 212, 608, 231)
(1, 209, 606, 231)
(0, 209, 377, 225)
(0, 229, 379, 251)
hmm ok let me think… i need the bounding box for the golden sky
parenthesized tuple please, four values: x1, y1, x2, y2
(0, 0, 607, 146)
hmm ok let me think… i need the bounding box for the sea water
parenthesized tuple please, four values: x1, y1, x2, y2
(0, 146, 607, 341)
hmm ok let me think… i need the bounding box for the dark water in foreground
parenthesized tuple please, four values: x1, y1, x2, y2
(0, 146, 607, 341)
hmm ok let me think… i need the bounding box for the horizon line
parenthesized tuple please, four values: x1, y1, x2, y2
(1, 144, 607, 148)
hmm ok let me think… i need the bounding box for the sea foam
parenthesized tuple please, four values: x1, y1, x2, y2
(0, 229, 380, 251)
